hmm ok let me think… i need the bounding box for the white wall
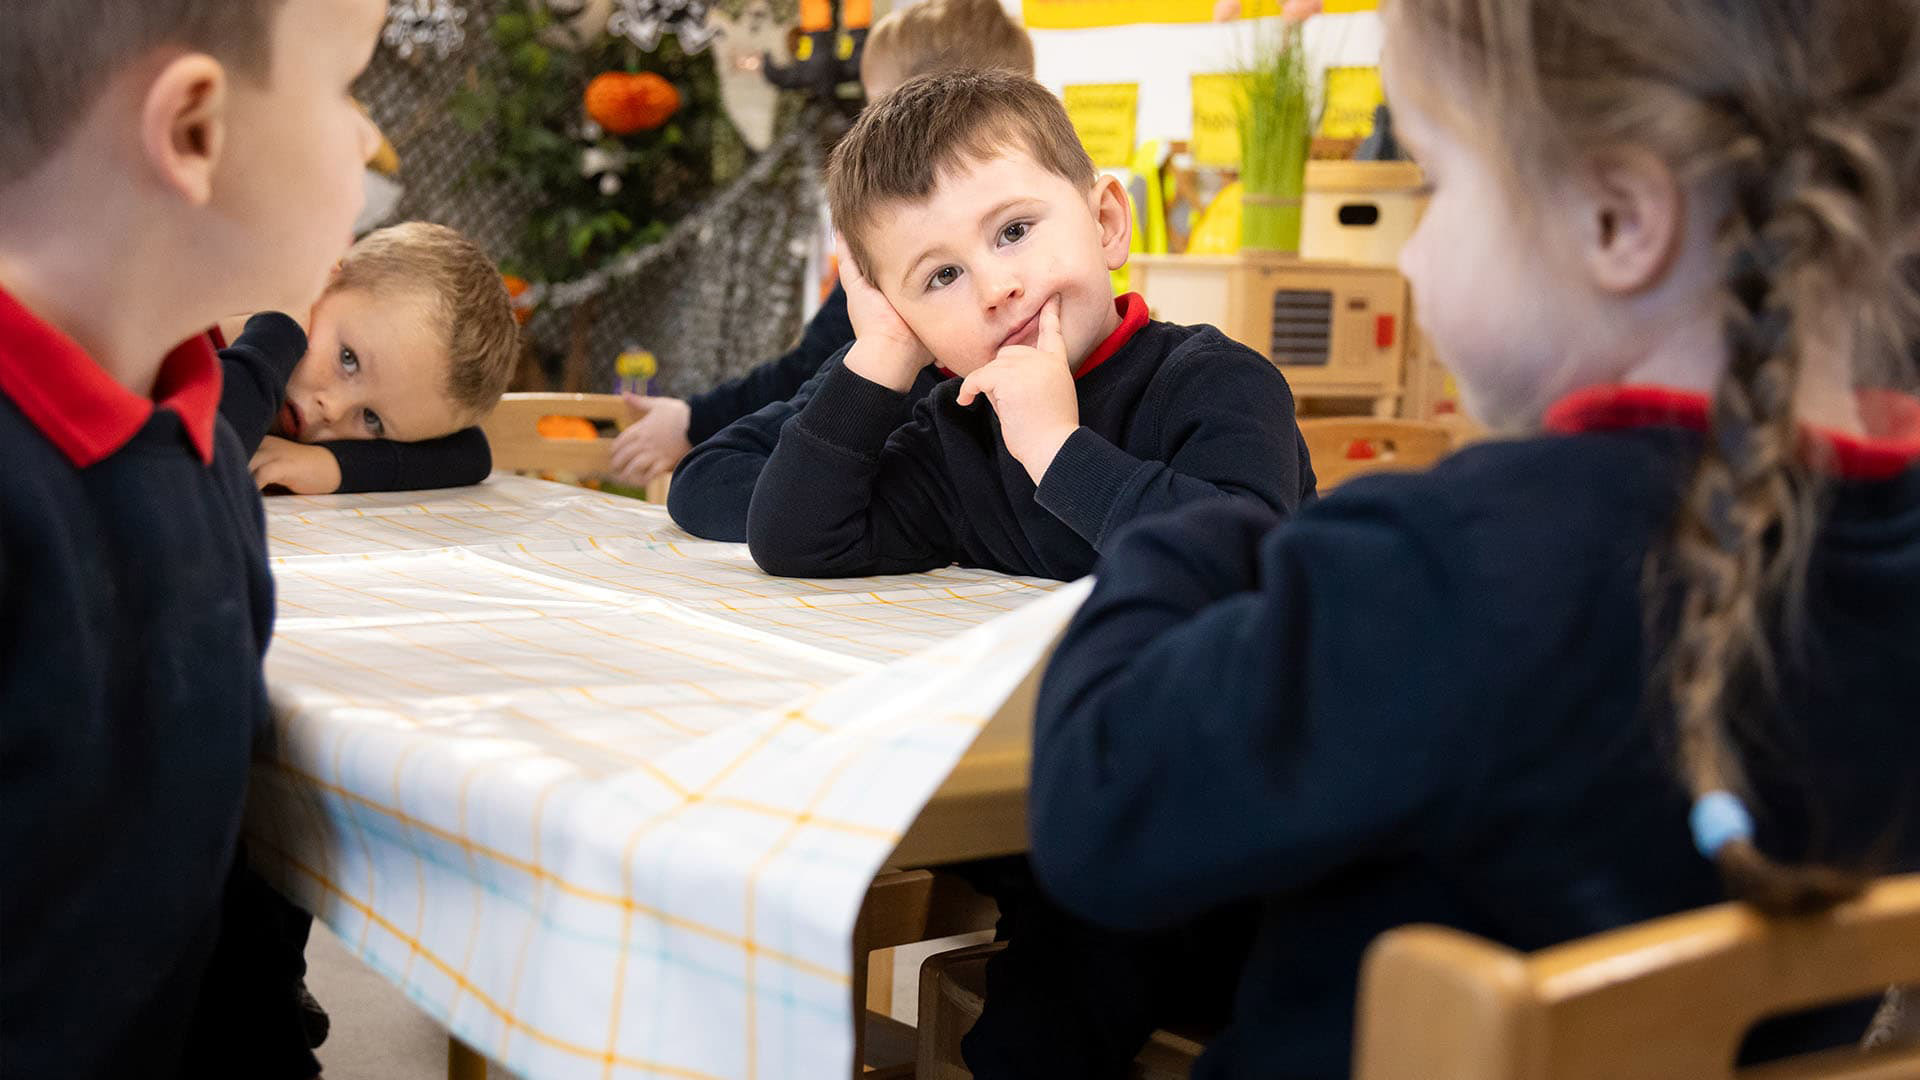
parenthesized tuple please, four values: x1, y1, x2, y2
(1001, 2, 1385, 147)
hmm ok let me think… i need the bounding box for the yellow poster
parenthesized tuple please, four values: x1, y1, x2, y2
(1025, 1, 1212, 28)
(1062, 83, 1139, 168)
(1025, 0, 1376, 28)
(1190, 74, 1245, 168)
(1318, 65, 1385, 139)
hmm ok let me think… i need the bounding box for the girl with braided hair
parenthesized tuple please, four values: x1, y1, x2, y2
(1024, 1, 1920, 1076)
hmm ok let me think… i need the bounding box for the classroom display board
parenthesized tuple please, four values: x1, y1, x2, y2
(1026, 0, 1378, 29)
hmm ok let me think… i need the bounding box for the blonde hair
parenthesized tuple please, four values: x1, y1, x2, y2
(862, 0, 1036, 88)
(1389, 0, 1920, 915)
(0, 0, 287, 186)
(827, 69, 1096, 281)
(331, 223, 520, 423)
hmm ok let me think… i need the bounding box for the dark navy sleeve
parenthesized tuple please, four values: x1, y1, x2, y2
(685, 284, 855, 444)
(1029, 490, 1484, 932)
(216, 313, 307, 458)
(673, 349, 942, 543)
(1033, 332, 1313, 550)
(744, 359, 960, 577)
(319, 426, 492, 493)
(670, 356, 834, 542)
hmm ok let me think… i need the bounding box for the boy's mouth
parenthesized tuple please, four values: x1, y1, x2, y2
(278, 400, 304, 439)
(999, 309, 1043, 352)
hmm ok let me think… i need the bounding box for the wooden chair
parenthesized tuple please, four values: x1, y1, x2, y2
(854, 871, 1003, 1078)
(914, 940, 1207, 1080)
(1299, 417, 1455, 490)
(1354, 873, 1920, 1080)
(478, 392, 669, 502)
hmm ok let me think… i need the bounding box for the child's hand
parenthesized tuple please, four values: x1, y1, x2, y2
(957, 295, 1080, 485)
(837, 236, 933, 391)
(610, 394, 693, 485)
(250, 436, 342, 495)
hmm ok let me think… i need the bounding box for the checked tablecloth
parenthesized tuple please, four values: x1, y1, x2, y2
(243, 474, 1089, 1080)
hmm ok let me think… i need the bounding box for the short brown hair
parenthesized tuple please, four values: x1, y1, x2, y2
(862, 0, 1035, 87)
(0, 1, 288, 186)
(828, 70, 1096, 280)
(331, 223, 519, 423)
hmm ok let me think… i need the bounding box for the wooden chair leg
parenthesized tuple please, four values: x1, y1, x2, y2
(868, 948, 896, 1018)
(448, 1035, 488, 1080)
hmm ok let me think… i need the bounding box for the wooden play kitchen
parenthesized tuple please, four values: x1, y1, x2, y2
(1131, 161, 1449, 419)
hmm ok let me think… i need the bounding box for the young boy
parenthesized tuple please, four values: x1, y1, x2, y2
(0, 1, 385, 1077)
(630, 0, 1036, 500)
(735, 70, 1312, 581)
(220, 221, 520, 494)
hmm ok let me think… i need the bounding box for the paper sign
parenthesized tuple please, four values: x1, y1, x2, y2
(1318, 65, 1385, 140)
(1062, 83, 1139, 168)
(1190, 74, 1245, 168)
(1026, 0, 1377, 26)
(1026, 1, 1212, 28)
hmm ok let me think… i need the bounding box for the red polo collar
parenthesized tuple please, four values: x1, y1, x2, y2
(1544, 384, 1920, 482)
(1073, 292, 1149, 380)
(0, 284, 222, 467)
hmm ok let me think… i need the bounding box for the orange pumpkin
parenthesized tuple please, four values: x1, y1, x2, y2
(536, 415, 599, 440)
(501, 273, 534, 325)
(584, 72, 681, 135)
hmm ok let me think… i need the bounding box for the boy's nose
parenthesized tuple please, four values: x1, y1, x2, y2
(984, 275, 1023, 312)
(314, 394, 345, 427)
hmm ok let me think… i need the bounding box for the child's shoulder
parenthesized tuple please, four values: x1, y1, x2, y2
(1133, 319, 1295, 405)
(1303, 426, 1696, 574)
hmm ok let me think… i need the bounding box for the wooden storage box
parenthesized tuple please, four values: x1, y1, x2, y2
(1131, 252, 1413, 415)
(1301, 161, 1428, 267)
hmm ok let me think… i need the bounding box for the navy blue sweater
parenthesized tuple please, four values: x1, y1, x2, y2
(670, 356, 946, 541)
(215, 314, 492, 492)
(743, 299, 1315, 580)
(1030, 387, 1920, 1079)
(0, 293, 276, 1078)
(685, 283, 855, 445)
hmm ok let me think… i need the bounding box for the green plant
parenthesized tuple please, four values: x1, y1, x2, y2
(1235, 25, 1317, 252)
(451, 1, 733, 285)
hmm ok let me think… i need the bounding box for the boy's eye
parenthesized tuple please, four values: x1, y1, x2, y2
(340, 346, 359, 374)
(999, 221, 1030, 245)
(362, 409, 384, 437)
(927, 265, 962, 291)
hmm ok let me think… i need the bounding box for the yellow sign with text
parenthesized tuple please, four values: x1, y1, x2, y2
(1026, 0, 1376, 28)
(1190, 74, 1245, 168)
(1063, 83, 1139, 168)
(1318, 65, 1385, 140)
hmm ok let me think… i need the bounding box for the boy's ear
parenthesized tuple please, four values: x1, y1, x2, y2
(1575, 145, 1683, 296)
(140, 53, 228, 207)
(1091, 174, 1133, 272)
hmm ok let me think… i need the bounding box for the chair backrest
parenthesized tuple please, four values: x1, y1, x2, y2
(481, 392, 628, 475)
(1299, 417, 1455, 489)
(479, 392, 671, 501)
(1353, 874, 1920, 1080)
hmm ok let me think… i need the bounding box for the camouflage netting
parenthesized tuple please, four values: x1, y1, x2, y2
(355, 0, 827, 397)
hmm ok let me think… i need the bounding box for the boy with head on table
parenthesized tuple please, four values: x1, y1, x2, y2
(219, 220, 519, 494)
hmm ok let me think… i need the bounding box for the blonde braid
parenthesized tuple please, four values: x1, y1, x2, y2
(1664, 108, 1906, 914)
